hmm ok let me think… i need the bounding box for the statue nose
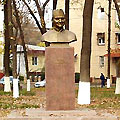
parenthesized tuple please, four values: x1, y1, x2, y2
(59, 19, 62, 22)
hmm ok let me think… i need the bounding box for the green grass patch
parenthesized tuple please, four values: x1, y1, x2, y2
(19, 88, 35, 96)
(0, 91, 12, 96)
(34, 87, 45, 91)
(76, 86, 120, 109)
(0, 88, 40, 109)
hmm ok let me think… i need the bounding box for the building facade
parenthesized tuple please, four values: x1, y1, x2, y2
(57, 0, 120, 81)
(17, 45, 45, 76)
(1, 0, 120, 82)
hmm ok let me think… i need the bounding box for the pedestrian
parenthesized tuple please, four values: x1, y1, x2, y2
(100, 73, 105, 88)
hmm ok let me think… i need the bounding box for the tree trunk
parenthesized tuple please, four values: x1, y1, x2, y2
(9, 0, 17, 78)
(34, 0, 46, 33)
(106, 0, 111, 89)
(80, 0, 94, 82)
(65, 0, 69, 30)
(22, 0, 43, 34)
(13, 0, 29, 79)
(113, 0, 120, 23)
(4, 0, 10, 77)
(78, 0, 94, 104)
(53, 0, 58, 10)
(113, 0, 120, 94)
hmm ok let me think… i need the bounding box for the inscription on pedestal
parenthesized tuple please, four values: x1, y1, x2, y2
(45, 47, 75, 110)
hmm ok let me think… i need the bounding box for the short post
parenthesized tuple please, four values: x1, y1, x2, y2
(4, 76, 11, 92)
(38, 76, 41, 82)
(29, 76, 32, 82)
(107, 78, 110, 88)
(115, 78, 120, 94)
(35, 76, 37, 82)
(24, 76, 27, 83)
(27, 79, 30, 91)
(13, 78, 19, 98)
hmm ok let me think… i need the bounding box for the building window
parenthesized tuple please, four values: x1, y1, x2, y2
(97, 33, 105, 45)
(99, 56, 104, 67)
(32, 57, 38, 65)
(98, 8, 105, 19)
(115, 33, 120, 44)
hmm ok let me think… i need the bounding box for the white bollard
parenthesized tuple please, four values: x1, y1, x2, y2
(115, 78, 120, 94)
(38, 76, 41, 82)
(27, 79, 30, 91)
(78, 81, 90, 104)
(13, 78, 19, 98)
(4, 76, 11, 92)
(107, 79, 110, 88)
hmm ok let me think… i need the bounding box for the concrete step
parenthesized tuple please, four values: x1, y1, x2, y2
(2, 108, 119, 120)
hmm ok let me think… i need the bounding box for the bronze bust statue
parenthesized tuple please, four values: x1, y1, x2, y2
(42, 9, 77, 45)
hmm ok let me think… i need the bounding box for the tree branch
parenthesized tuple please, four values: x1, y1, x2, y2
(113, 0, 120, 23)
(43, 0, 50, 9)
(22, 0, 44, 34)
(34, 0, 46, 33)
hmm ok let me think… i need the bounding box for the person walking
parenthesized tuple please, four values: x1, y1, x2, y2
(100, 73, 105, 88)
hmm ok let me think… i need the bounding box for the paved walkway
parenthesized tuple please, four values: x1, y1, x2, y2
(1, 108, 120, 120)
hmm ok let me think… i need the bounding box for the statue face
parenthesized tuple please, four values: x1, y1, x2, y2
(53, 16, 65, 28)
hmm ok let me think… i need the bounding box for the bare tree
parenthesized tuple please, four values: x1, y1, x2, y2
(80, 0, 94, 82)
(21, 0, 50, 34)
(65, 0, 69, 30)
(78, 0, 94, 104)
(13, 0, 29, 79)
(113, 0, 120, 23)
(53, 0, 58, 10)
(9, 0, 17, 79)
(4, 0, 10, 77)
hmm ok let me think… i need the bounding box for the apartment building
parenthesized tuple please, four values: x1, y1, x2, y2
(57, 0, 120, 80)
(1, 1, 120, 81)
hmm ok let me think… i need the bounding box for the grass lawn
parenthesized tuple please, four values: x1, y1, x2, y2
(76, 86, 120, 109)
(0, 85, 120, 111)
(90, 86, 120, 109)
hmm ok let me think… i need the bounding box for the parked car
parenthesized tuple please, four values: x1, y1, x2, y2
(0, 76, 13, 84)
(34, 79, 46, 88)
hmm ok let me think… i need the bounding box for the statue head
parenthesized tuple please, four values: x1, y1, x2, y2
(52, 9, 65, 31)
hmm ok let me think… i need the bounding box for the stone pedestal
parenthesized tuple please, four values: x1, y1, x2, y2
(45, 47, 75, 110)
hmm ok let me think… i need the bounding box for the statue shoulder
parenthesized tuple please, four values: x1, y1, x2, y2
(42, 29, 56, 42)
(42, 29, 77, 43)
(64, 30, 77, 42)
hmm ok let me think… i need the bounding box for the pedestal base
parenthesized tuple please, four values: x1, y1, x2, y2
(45, 47, 75, 110)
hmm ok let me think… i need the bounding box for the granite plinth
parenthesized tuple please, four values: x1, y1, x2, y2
(45, 47, 75, 110)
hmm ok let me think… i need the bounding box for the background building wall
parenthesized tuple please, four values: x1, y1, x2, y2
(57, 0, 118, 78)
